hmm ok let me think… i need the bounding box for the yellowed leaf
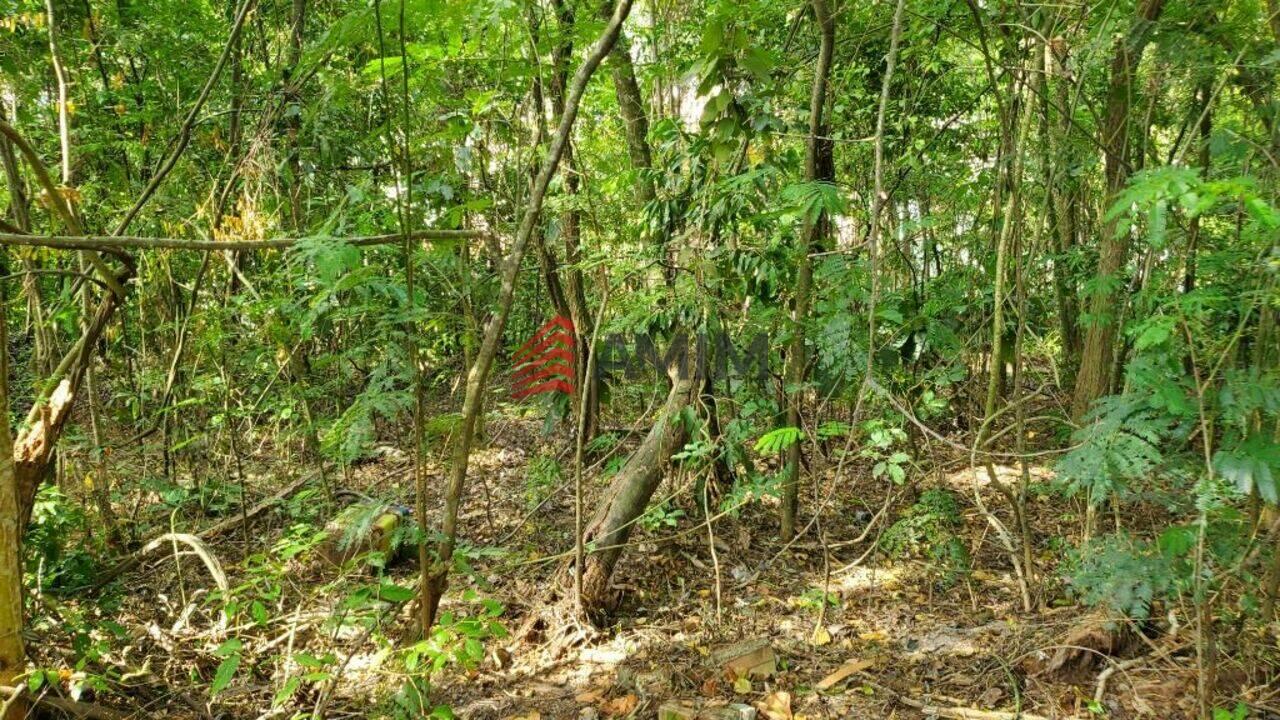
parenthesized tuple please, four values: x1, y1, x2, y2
(809, 625, 832, 646)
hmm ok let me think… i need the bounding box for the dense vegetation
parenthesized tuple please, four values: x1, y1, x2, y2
(0, 0, 1278, 717)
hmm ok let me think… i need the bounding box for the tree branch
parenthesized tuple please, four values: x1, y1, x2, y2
(0, 230, 483, 252)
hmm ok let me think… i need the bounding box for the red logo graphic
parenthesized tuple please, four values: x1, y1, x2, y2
(511, 315, 575, 399)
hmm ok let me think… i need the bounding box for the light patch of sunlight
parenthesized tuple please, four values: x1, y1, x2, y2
(833, 565, 905, 594)
(579, 637, 632, 666)
(944, 464, 1054, 490)
(343, 648, 390, 677)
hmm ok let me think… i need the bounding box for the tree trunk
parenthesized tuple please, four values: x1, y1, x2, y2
(286, 0, 306, 230)
(1071, 0, 1166, 419)
(580, 349, 699, 617)
(780, 0, 835, 541)
(610, 30, 654, 205)
(1045, 36, 1081, 366)
(0, 271, 25, 720)
(549, 0, 597, 440)
(422, 0, 635, 631)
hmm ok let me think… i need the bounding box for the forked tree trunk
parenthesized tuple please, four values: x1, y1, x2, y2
(1071, 0, 1166, 419)
(580, 349, 699, 617)
(422, 0, 635, 631)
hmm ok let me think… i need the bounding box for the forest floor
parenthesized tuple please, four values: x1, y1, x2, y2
(26, 403, 1278, 719)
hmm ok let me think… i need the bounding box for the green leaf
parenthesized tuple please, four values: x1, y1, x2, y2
(250, 601, 269, 626)
(816, 421, 851, 439)
(378, 582, 416, 603)
(1214, 436, 1280, 504)
(888, 464, 906, 484)
(273, 676, 302, 707)
(1134, 316, 1175, 350)
(294, 652, 336, 669)
(210, 654, 240, 697)
(214, 638, 242, 657)
(754, 426, 803, 455)
(700, 21, 724, 54)
(1157, 526, 1194, 557)
(741, 47, 773, 79)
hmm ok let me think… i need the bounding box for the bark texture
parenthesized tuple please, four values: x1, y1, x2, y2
(1071, 0, 1166, 419)
(0, 280, 23, 720)
(580, 354, 698, 617)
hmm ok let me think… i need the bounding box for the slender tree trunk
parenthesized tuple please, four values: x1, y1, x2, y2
(1182, 82, 1212, 296)
(549, 0, 597, 439)
(46, 0, 72, 185)
(781, 0, 835, 541)
(285, 0, 306, 230)
(422, 0, 635, 631)
(1045, 36, 1081, 366)
(0, 274, 24, 720)
(1071, 0, 1166, 419)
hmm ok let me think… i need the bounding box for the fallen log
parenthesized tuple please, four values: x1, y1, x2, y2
(91, 472, 314, 589)
(198, 473, 314, 540)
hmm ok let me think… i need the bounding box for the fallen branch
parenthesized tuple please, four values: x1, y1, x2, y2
(92, 473, 314, 588)
(0, 229, 483, 252)
(136, 533, 229, 593)
(1093, 639, 1187, 704)
(0, 686, 128, 720)
(857, 673, 1051, 720)
(196, 473, 314, 540)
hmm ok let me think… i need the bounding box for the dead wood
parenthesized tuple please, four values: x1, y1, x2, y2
(855, 674, 1052, 720)
(91, 473, 314, 589)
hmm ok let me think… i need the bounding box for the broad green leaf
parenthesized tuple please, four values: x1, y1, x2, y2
(210, 654, 240, 697)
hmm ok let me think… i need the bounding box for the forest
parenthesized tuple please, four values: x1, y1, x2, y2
(0, 0, 1278, 717)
